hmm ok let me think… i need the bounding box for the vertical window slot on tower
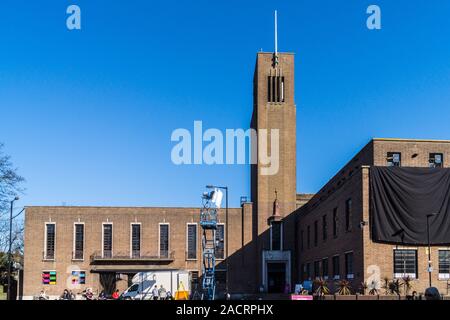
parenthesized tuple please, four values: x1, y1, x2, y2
(276, 76, 280, 102)
(272, 76, 276, 103)
(267, 75, 285, 103)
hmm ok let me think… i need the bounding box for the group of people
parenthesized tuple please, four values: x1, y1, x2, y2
(151, 284, 173, 300)
(60, 289, 76, 300)
(83, 288, 119, 300)
(38, 284, 175, 300)
(59, 288, 95, 300)
(38, 288, 97, 300)
(84, 285, 174, 300)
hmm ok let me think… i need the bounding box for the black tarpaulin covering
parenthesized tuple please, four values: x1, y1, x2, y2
(370, 166, 450, 245)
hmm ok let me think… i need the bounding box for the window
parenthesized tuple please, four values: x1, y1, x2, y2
(429, 153, 443, 168)
(314, 221, 318, 247)
(73, 224, 84, 260)
(271, 221, 282, 250)
(45, 223, 55, 260)
(215, 224, 225, 259)
(306, 263, 311, 280)
(102, 224, 113, 258)
(439, 250, 450, 280)
(322, 258, 329, 279)
(333, 207, 338, 237)
(345, 252, 354, 279)
(190, 271, 200, 290)
(186, 223, 197, 260)
(322, 215, 327, 241)
(345, 199, 352, 232)
(300, 230, 304, 251)
(393, 249, 418, 279)
(387, 152, 401, 167)
(128, 284, 139, 292)
(267, 75, 285, 103)
(332, 256, 340, 279)
(131, 224, 141, 258)
(307, 226, 311, 249)
(314, 261, 321, 279)
(42, 271, 56, 285)
(159, 224, 169, 258)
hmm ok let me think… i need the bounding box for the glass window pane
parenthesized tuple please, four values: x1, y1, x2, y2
(439, 250, 450, 277)
(215, 225, 225, 259)
(187, 224, 197, 259)
(132, 224, 140, 257)
(159, 224, 169, 258)
(271, 222, 281, 250)
(393, 249, 417, 278)
(46, 224, 55, 259)
(103, 224, 113, 258)
(74, 224, 84, 259)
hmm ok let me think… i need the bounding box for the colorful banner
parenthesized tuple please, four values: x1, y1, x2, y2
(71, 271, 86, 285)
(42, 271, 56, 285)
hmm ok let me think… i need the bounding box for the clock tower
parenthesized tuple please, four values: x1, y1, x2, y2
(250, 12, 297, 292)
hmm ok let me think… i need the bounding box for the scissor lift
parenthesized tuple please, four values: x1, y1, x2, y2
(199, 192, 218, 300)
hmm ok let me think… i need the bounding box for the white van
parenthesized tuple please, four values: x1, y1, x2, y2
(121, 270, 190, 300)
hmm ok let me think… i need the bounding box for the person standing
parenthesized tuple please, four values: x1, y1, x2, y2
(152, 285, 159, 300)
(159, 285, 167, 300)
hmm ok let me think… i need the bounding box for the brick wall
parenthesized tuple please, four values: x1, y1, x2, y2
(23, 205, 248, 298)
(296, 141, 374, 290)
(297, 139, 450, 295)
(363, 139, 450, 294)
(251, 52, 298, 290)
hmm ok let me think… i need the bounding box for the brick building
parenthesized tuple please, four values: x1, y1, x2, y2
(23, 206, 254, 298)
(22, 49, 305, 299)
(297, 138, 450, 295)
(22, 46, 450, 299)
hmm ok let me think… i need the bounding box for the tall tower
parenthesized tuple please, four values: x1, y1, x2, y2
(250, 11, 297, 292)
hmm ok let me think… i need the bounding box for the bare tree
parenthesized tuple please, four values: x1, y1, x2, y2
(0, 143, 25, 254)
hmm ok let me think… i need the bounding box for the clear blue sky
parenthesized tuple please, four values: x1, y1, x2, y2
(1, 0, 450, 208)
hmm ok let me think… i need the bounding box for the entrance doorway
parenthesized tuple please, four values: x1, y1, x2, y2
(267, 262, 286, 293)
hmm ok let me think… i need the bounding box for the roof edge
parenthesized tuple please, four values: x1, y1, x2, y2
(373, 138, 450, 143)
(24, 205, 241, 210)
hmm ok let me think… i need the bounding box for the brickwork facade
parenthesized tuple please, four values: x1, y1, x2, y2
(23, 206, 248, 299)
(297, 139, 450, 295)
(363, 139, 450, 294)
(22, 51, 300, 299)
(250, 52, 298, 291)
(21, 41, 450, 299)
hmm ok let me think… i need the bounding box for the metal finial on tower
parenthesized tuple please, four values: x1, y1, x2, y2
(274, 10, 278, 55)
(273, 10, 279, 67)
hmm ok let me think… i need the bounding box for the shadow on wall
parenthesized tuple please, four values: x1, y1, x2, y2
(206, 203, 363, 298)
(207, 205, 302, 297)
